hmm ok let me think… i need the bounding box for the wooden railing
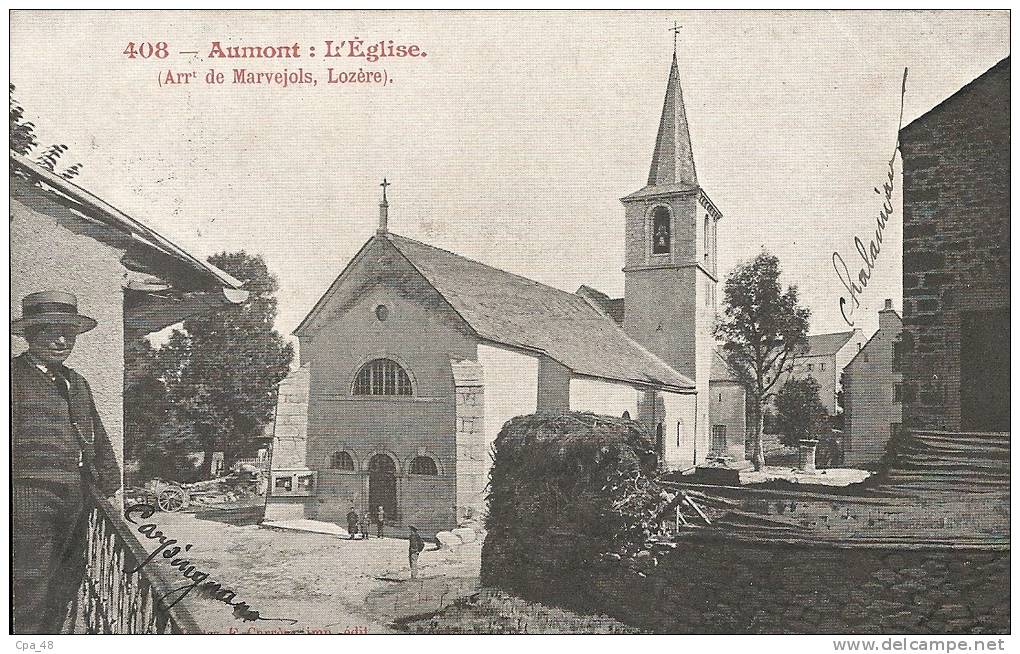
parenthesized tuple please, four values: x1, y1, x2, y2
(79, 485, 202, 634)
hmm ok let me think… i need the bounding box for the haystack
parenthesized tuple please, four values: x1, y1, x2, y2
(481, 412, 668, 591)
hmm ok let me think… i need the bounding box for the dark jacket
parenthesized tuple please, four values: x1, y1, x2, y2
(11, 353, 122, 496)
(409, 531, 425, 554)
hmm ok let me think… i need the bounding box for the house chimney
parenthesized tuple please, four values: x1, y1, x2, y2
(879, 298, 901, 332)
(377, 178, 390, 235)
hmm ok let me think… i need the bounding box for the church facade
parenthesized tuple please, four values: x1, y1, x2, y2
(270, 50, 746, 534)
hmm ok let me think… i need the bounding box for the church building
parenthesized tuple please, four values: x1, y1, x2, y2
(268, 48, 746, 534)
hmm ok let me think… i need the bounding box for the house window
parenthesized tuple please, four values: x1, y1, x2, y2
(704, 216, 710, 258)
(807, 363, 814, 372)
(330, 451, 356, 471)
(712, 425, 727, 452)
(409, 456, 438, 476)
(651, 206, 671, 255)
(353, 358, 413, 396)
(820, 362, 826, 371)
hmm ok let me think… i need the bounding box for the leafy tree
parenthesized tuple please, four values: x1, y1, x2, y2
(715, 250, 810, 470)
(157, 252, 294, 478)
(124, 338, 202, 484)
(774, 377, 828, 447)
(10, 84, 81, 179)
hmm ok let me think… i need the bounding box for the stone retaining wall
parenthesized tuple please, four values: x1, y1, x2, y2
(483, 532, 1008, 634)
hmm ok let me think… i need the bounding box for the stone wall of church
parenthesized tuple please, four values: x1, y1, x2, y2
(659, 390, 698, 470)
(452, 359, 486, 523)
(568, 377, 642, 417)
(708, 381, 746, 464)
(568, 378, 697, 471)
(476, 344, 539, 503)
(301, 281, 476, 533)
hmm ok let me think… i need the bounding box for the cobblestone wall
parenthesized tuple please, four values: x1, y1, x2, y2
(899, 57, 1009, 431)
(484, 533, 1008, 634)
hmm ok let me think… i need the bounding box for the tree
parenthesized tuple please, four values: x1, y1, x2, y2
(715, 250, 810, 470)
(10, 84, 81, 179)
(774, 377, 828, 447)
(124, 338, 202, 484)
(157, 252, 294, 478)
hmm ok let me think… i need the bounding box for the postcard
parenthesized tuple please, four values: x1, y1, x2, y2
(7, 9, 1010, 640)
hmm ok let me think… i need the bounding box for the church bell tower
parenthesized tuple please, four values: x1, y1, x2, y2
(621, 47, 721, 459)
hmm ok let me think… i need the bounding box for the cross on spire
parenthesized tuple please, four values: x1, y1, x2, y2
(377, 178, 391, 234)
(670, 21, 682, 53)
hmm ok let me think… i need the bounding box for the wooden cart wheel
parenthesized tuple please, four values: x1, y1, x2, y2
(156, 486, 189, 512)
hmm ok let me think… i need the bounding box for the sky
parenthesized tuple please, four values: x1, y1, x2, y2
(9, 10, 1010, 347)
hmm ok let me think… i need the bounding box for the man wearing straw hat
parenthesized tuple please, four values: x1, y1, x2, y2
(11, 291, 122, 634)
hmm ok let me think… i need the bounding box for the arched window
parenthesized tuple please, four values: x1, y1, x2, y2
(408, 456, 438, 476)
(704, 215, 710, 259)
(353, 358, 413, 396)
(651, 206, 671, 255)
(330, 451, 355, 471)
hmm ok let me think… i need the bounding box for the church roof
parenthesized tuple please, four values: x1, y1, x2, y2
(575, 285, 625, 325)
(387, 234, 695, 392)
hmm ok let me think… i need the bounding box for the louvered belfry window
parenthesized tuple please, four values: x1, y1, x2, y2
(354, 358, 413, 396)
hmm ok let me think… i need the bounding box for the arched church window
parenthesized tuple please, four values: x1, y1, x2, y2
(704, 215, 710, 258)
(651, 206, 671, 255)
(409, 456, 438, 476)
(330, 451, 355, 471)
(353, 358, 413, 396)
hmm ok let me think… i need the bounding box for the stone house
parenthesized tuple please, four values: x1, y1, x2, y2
(787, 329, 867, 416)
(708, 349, 748, 466)
(10, 151, 247, 479)
(899, 56, 1009, 432)
(843, 299, 904, 468)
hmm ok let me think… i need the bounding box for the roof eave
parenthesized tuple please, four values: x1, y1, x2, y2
(10, 151, 243, 292)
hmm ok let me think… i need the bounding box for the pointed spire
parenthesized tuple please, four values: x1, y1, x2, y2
(647, 51, 698, 188)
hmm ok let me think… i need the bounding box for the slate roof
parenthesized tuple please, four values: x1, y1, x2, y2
(901, 56, 1009, 135)
(797, 330, 858, 357)
(576, 285, 625, 325)
(387, 234, 695, 392)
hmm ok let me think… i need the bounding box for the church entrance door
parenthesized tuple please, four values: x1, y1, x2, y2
(368, 454, 398, 521)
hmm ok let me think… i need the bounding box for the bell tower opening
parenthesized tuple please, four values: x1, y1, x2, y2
(651, 206, 672, 255)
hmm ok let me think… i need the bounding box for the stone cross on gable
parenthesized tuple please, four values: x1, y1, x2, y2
(380, 178, 390, 204)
